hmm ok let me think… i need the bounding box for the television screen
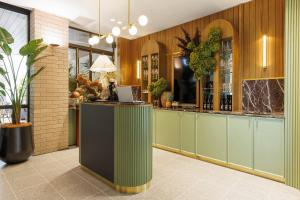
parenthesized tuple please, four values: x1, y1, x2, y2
(173, 56, 196, 104)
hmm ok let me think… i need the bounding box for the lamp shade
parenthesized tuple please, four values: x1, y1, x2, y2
(89, 55, 117, 72)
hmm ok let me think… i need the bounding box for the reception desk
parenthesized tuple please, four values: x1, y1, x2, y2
(79, 102, 153, 193)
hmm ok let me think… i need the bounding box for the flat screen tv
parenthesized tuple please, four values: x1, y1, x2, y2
(173, 56, 196, 104)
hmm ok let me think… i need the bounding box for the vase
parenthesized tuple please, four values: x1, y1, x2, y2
(161, 91, 172, 108)
(0, 123, 34, 164)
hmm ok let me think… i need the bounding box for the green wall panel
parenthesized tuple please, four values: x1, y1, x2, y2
(285, 0, 300, 189)
(156, 110, 181, 149)
(254, 118, 284, 177)
(181, 112, 196, 154)
(228, 116, 253, 168)
(196, 114, 227, 162)
(114, 105, 152, 187)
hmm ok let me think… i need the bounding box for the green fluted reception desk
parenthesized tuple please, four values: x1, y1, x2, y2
(79, 102, 153, 193)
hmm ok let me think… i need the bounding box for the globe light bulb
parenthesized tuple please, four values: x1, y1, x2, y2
(129, 24, 138, 36)
(112, 26, 121, 37)
(106, 34, 114, 44)
(138, 15, 148, 26)
(88, 35, 100, 45)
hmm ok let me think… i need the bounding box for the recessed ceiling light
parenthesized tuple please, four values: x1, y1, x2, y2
(122, 26, 127, 30)
(110, 18, 116, 22)
(117, 21, 122, 25)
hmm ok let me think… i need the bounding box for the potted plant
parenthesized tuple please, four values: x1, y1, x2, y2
(0, 27, 48, 164)
(148, 78, 168, 107)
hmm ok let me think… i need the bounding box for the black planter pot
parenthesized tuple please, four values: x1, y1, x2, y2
(0, 124, 34, 164)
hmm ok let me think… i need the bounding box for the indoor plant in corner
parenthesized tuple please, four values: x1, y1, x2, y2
(0, 26, 48, 164)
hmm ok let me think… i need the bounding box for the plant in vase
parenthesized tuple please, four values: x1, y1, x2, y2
(148, 77, 168, 107)
(0, 26, 49, 164)
(187, 27, 222, 80)
(166, 93, 174, 108)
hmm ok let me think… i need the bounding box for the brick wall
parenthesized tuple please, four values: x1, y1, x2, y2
(30, 9, 69, 155)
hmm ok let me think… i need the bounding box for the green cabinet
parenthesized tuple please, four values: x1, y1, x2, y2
(181, 112, 196, 154)
(196, 114, 227, 162)
(254, 118, 284, 177)
(153, 110, 156, 144)
(156, 110, 181, 150)
(228, 116, 253, 168)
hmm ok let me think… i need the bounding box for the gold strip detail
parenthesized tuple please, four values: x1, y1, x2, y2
(81, 165, 151, 194)
(153, 145, 286, 184)
(242, 77, 284, 81)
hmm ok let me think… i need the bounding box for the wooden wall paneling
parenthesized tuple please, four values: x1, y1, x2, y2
(118, 0, 284, 111)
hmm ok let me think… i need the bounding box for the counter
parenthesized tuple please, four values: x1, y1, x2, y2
(154, 107, 284, 119)
(79, 102, 153, 193)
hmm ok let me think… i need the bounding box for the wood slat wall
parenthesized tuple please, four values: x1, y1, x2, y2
(118, 0, 284, 99)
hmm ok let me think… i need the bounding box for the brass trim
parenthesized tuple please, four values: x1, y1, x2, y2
(242, 77, 284, 81)
(115, 182, 151, 194)
(153, 145, 286, 184)
(81, 165, 151, 194)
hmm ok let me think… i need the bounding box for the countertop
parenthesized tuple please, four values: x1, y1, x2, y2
(154, 107, 284, 119)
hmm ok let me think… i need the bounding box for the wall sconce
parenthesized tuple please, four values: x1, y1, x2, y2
(137, 60, 141, 80)
(262, 35, 268, 69)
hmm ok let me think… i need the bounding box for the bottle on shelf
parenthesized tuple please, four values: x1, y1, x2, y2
(224, 95, 228, 111)
(220, 94, 225, 111)
(228, 95, 232, 111)
(210, 95, 214, 110)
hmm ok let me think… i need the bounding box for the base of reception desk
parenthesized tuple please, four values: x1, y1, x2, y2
(80, 103, 153, 194)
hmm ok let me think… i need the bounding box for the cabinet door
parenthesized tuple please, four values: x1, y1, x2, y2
(156, 110, 181, 150)
(197, 114, 227, 162)
(181, 112, 196, 154)
(228, 116, 253, 168)
(254, 118, 284, 176)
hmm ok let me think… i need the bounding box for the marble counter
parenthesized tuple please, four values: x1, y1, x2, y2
(154, 107, 284, 119)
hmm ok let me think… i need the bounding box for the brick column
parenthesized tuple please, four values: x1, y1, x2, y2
(30, 9, 69, 155)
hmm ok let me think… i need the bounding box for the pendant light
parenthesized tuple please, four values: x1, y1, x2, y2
(88, 0, 114, 45)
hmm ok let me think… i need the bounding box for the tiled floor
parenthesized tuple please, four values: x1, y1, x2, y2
(0, 148, 299, 200)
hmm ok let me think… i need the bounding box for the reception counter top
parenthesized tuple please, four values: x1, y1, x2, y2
(79, 102, 153, 193)
(154, 107, 284, 119)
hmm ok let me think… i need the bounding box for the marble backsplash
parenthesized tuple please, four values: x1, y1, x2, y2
(242, 79, 284, 114)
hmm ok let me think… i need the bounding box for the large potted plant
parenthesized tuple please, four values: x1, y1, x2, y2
(0, 27, 48, 164)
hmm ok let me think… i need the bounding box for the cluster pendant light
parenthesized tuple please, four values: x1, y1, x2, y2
(89, 0, 149, 46)
(88, 0, 114, 45)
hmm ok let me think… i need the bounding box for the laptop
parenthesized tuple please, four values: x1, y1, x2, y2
(116, 86, 144, 103)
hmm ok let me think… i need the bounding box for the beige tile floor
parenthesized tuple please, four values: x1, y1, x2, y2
(0, 148, 300, 200)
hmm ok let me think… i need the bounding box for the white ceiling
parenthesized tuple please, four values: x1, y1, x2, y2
(3, 0, 250, 39)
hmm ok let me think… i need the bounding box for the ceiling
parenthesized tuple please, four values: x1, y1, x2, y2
(3, 0, 250, 39)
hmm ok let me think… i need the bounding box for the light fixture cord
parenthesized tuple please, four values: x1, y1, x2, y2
(98, 0, 101, 37)
(128, 0, 131, 25)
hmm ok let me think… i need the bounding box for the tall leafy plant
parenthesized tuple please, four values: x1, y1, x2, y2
(187, 27, 221, 80)
(0, 26, 48, 124)
(176, 28, 200, 57)
(148, 78, 168, 99)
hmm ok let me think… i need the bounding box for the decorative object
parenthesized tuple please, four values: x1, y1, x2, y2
(0, 27, 48, 164)
(188, 27, 222, 80)
(176, 28, 200, 57)
(148, 78, 168, 107)
(160, 91, 173, 108)
(72, 75, 103, 102)
(242, 78, 284, 114)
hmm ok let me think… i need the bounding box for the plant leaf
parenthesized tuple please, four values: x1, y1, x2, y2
(0, 67, 6, 75)
(0, 81, 5, 90)
(28, 66, 45, 84)
(0, 89, 5, 96)
(19, 39, 43, 56)
(0, 26, 14, 44)
(0, 53, 3, 60)
(1, 43, 12, 55)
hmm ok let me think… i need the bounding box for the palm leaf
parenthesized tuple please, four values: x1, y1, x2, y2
(0, 67, 6, 75)
(0, 81, 5, 90)
(0, 89, 5, 96)
(0, 26, 14, 44)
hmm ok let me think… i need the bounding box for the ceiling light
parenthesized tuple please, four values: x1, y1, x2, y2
(112, 26, 121, 37)
(138, 15, 148, 26)
(106, 34, 114, 44)
(88, 35, 100, 45)
(117, 21, 122, 25)
(129, 24, 137, 36)
(110, 18, 116, 22)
